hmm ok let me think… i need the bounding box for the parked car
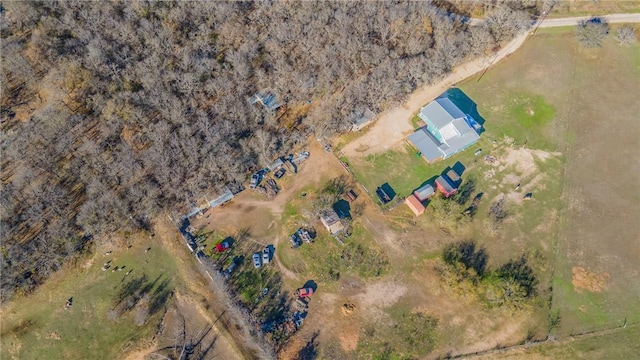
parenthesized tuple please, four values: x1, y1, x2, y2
(252, 252, 262, 268)
(274, 168, 286, 179)
(262, 247, 270, 264)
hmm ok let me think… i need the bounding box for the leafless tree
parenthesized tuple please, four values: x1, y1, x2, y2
(615, 25, 637, 46)
(576, 18, 609, 48)
(1, 0, 536, 301)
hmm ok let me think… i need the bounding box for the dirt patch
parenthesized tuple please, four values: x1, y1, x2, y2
(494, 147, 556, 179)
(356, 281, 407, 308)
(277, 336, 305, 360)
(152, 218, 249, 359)
(338, 324, 360, 352)
(571, 267, 610, 293)
(192, 139, 344, 237)
(46, 331, 61, 340)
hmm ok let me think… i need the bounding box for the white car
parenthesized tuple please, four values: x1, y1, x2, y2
(262, 247, 270, 264)
(252, 252, 262, 268)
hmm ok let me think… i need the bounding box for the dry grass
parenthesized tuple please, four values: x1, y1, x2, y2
(461, 26, 640, 337)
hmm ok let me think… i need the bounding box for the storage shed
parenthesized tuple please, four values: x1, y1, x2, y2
(435, 175, 458, 198)
(445, 169, 460, 185)
(413, 184, 435, 201)
(405, 195, 426, 216)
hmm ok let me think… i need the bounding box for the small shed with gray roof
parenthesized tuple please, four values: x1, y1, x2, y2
(349, 107, 376, 132)
(413, 183, 435, 201)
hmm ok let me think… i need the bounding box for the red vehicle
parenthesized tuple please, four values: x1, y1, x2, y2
(297, 287, 314, 298)
(214, 241, 231, 253)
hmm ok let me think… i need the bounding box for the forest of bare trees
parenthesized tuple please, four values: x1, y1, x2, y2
(0, 1, 540, 301)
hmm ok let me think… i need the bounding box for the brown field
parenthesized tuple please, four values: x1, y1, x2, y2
(551, 30, 640, 335)
(548, 1, 640, 18)
(453, 25, 640, 341)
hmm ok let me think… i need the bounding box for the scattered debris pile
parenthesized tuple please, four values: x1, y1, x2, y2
(341, 301, 356, 316)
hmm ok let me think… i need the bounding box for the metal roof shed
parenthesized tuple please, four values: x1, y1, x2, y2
(435, 175, 457, 198)
(413, 184, 435, 201)
(445, 169, 460, 184)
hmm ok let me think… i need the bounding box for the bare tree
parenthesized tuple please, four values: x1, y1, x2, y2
(1, 0, 534, 302)
(576, 18, 609, 48)
(488, 198, 508, 229)
(615, 25, 637, 46)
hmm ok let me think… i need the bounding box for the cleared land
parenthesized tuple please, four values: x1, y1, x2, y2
(185, 25, 640, 359)
(547, 1, 640, 18)
(471, 324, 640, 359)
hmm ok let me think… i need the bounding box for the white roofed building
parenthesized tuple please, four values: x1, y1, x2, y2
(408, 96, 482, 162)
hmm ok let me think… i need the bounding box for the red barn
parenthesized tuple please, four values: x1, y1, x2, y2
(435, 175, 458, 198)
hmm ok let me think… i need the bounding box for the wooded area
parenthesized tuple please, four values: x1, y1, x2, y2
(0, 1, 538, 301)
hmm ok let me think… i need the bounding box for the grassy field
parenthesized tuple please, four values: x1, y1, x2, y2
(459, 25, 640, 337)
(0, 234, 180, 359)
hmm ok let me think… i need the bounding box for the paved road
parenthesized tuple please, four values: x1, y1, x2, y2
(341, 13, 640, 158)
(538, 13, 640, 27)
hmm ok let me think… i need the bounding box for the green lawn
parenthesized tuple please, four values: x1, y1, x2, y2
(344, 142, 490, 201)
(1, 235, 180, 359)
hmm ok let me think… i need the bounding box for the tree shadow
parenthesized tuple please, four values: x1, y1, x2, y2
(442, 241, 488, 277)
(323, 175, 350, 197)
(454, 178, 476, 205)
(297, 331, 320, 360)
(113, 273, 167, 315)
(113, 273, 148, 307)
(148, 277, 173, 316)
(235, 228, 251, 242)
